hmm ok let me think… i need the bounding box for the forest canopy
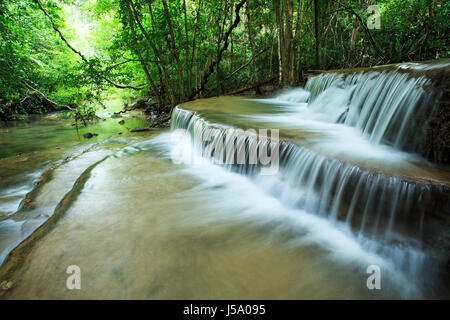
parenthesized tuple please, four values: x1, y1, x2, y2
(0, 0, 448, 119)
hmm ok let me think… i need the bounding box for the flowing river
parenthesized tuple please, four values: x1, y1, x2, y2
(0, 63, 449, 299)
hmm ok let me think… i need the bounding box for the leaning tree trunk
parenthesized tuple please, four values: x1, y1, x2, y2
(128, 7, 163, 106)
(161, 0, 185, 102)
(314, 0, 321, 69)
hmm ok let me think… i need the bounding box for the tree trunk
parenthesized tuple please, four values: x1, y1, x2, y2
(182, 0, 191, 92)
(314, 0, 321, 69)
(245, 2, 258, 81)
(144, 0, 177, 105)
(285, 0, 294, 85)
(189, 0, 202, 98)
(127, 5, 162, 106)
(274, 0, 294, 87)
(348, 16, 359, 64)
(161, 0, 185, 102)
(294, 0, 304, 83)
(189, 0, 247, 100)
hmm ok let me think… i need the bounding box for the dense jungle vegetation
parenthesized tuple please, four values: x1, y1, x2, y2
(0, 0, 448, 120)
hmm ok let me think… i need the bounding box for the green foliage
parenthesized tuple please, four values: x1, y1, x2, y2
(1, 0, 448, 119)
(67, 104, 99, 124)
(0, 0, 111, 119)
(373, 0, 449, 62)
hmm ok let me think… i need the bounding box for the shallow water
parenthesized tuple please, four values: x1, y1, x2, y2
(0, 111, 154, 266)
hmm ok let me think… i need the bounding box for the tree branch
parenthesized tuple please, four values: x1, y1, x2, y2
(33, 0, 142, 91)
(21, 79, 74, 110)
(105, 59, 161, 71)
(189, 0, 247, 100)
(205, 47, 268, 96)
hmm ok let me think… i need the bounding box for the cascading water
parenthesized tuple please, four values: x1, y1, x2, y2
(170, 68, 450, 296)
(172, 106, 445, 240)
(305, 71, 438, 153)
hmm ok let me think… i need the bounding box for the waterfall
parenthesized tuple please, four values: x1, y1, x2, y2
(304, 71, 438, 153)
(171, 107, 447, 243)
(171, 105, 449, 289)
(170, 67, 449, 289)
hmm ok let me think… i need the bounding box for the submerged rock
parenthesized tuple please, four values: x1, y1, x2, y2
(83, 132, 98, 139)
(118, 120, 125, 125)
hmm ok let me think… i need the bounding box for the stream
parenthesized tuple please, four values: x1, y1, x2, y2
(0, 65, 449, 299)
